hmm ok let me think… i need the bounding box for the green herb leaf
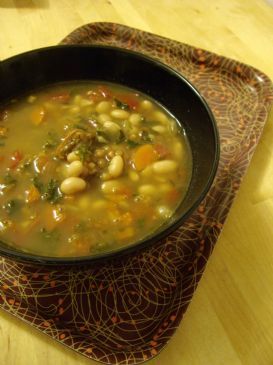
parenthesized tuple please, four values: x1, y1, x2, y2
(75, 142, 92, 162)
(40, 227, 60, 242)
(141, 130, 153, 143)
(114, 98, 130, 111)
(3, 173, 17, 186)
(32, 177, 62, 204)
(43, 131, 59, 150)
(3, 199, 22, 215)
(42, 179, 62, 204)
(127, 140, 141, 148)
(73, 123, 88, 131)
(32, 175, 44, 193)
(117, 130, 126, 144)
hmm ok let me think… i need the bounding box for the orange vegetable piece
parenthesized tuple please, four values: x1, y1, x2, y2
(43, 205, 65, 231)
(30, 106, 45, 125)
(166, 188, 180, 205)
(154, 143, 170, 159)
(25, 185, 40, 203)
(9, 150, 23, 169)
(132, 144, 158, 171)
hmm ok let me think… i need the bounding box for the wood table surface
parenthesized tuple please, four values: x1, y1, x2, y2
(0, 1, 272, 364)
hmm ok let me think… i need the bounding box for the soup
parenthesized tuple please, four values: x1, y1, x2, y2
(0, 82, 192, 257)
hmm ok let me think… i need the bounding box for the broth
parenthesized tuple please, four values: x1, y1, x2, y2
(0, 82, 192, 257)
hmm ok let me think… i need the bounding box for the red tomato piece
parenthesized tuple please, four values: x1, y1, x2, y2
(116, 93, 140, 110)
(97, 85, 113, 99)
(50, 92, 70, 103)
(154, 143, 170, 159)
(9, 150, 23, 169)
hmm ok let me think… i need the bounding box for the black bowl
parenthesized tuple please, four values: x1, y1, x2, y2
(0, 45, 219, 265)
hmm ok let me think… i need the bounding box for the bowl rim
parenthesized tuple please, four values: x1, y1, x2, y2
(0, 44, 220, 265)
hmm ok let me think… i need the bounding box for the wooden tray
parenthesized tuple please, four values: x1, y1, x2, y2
(0, 22, 272, 365)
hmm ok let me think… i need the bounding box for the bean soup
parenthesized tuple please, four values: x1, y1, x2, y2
(0, 82, 192, 257)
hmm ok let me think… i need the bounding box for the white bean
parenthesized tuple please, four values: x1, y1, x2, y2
(151, 110, 168, 124)
(111, 109, 130, 119)
(96, 101, 112, 114)
(152, 125, 167, 134)
(60, 177, 86, 195)
(66, 160, 84, 177)
(138, 184, 157, 196)
(140, 165, 153, 178)
(98, 113, 111, 124)
(67, 151, 80, 163)
(103, 121, 121, 134)
(108, 155, 124, 178)
(129, 113, 142, 126)
(173, 141, 185, 160)
(140, 100, 153, 110)
(152, 160, 178, 174)
(101, 180, 122, 194)
(80, 98, 93, 107)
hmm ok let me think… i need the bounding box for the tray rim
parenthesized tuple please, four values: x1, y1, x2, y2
(0, 21, 272, 365)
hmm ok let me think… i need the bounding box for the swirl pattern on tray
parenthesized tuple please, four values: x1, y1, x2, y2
(0, 22, 272, 365)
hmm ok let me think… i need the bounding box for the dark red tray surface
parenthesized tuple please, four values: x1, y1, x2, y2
(0, 23, 272, 365)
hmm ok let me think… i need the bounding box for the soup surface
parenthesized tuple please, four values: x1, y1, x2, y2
(0, 82, 192, 257)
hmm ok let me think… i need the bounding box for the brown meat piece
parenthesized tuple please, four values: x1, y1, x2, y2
(55, 129, 95, 160)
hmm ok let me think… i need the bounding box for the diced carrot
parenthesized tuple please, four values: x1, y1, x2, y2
(30, 106, 45, 125)
(25, 185, 40, 203)
(9, 150, 23, 169)
(165, 188, 180, 205)
(43, 205, 65, 231)
(132, 144, 158, 171)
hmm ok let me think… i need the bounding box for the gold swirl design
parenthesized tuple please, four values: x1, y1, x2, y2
(0, 22, 272, 365)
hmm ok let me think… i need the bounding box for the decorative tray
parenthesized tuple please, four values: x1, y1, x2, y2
(0, 22, 272, 365)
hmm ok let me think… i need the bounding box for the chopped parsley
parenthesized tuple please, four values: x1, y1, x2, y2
(75, 142, 92, 162)
(3, 173, 17, 186)
(40, 227, 60, 242)
(42, 131, 59, 150)
(3, 199, 22, 215)
(114, 98, 130, 111)
(32, 176, 62, 204)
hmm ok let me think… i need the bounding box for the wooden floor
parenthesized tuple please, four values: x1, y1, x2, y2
(0, 1, 272, 364)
